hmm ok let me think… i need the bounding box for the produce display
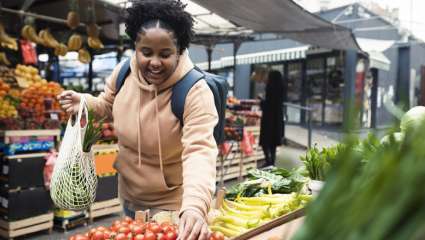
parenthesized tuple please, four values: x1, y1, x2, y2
(14, 64, 44, 87)
(0, 65, 17, 88)
(209, 193, 311, 238)
(225, 168, 308, 200)
(19, 81, 65, 126)
(68, 217, 179, 240)
(293, 107, 425, 240)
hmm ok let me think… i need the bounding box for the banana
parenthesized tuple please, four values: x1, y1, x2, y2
(21, 25, 31, 40)
(0, 23, 18, 50)
(87, 36, 104, 49)
(67, 34, 82, 51)
(78, 48, 91, 64)
(27, 26, 42, 44)
(39, 29, 59, 48)
(0, 52, 11, 65)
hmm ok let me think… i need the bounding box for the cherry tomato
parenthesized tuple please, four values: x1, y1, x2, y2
(165, 231, 177, 240)
(114, 233, 127, 240)
(209, 231, 225, 240)
(133, 234, 145, 240)
(144, 231, 156, 240)
(124, 216, 134, 224)
(118, 226, 130, 234)
(97, 226, 108, 232)
(103, 230, 111, 239)
(161, 225, 176, 234)
(148, 223, 161, 234)
(74, 234, 89, 240)
(91, 231, 104, 240)
(132, 225, 145, 235)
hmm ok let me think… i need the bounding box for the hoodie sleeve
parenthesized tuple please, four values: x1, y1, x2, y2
(179, 80, 218, 218)
(82, 61, 122, 121)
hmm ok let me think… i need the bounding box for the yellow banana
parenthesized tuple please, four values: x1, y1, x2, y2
(78, 48, 91, 64)
(67, 34, 82, 51)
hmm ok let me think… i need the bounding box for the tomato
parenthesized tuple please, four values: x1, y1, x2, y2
(74, 234, 89, 240)
(132, 225, 145, 235)
(88, 228, 97, 237)
(91, 231, 104, 240)
(97, 226, 108, 232)
(147, 223, 161, 234)
(210, 231, 225, 240)
(143, 231, 156, 240)
(115, 233, 127, 240)
(124, 216, 134, 224)
(165, 231, 177, 240)
(68, 236, 76, 240)
(118, 226, 131, 235)
(161, 225, 176, 234)
(133, 234, 145, 240)
(103, 230, 111, 239)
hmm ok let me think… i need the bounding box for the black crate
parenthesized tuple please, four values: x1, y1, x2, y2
(0, 187, 52, 221)
(95, 174, 118, 202)
(1, 153, 46, 189)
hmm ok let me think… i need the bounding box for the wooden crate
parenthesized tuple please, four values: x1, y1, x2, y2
(54, 211, 88, 231)
(0, 213, 53, 240)
(89, 198, 122, 223)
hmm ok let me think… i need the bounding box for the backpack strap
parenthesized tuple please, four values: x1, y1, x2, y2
(115, 58, 131, 94)
(171, 68, 205, 126)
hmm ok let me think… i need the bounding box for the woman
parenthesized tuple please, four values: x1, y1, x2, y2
(58, 1, 217, 239)
(259, 70, 284, 167)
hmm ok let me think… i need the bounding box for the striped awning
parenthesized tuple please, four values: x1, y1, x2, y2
(196, 46, 309, 70)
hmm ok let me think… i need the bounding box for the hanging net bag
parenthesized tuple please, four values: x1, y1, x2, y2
(50, 97, 97, 211)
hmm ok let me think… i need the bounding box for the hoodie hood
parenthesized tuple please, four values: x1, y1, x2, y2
(129, 50, 194, 92)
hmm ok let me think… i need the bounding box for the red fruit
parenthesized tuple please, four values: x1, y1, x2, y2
(133, 234, 145, 240)
(147, 223, 161, 234)
(74, 234, 89, 240)
(143, 231, 156, 240)
(97, 226, 108, 232)
(118, 226, 130, 234)
(124, 216, 133, 224)
(114, 233, 127, 240)
(210, 232, 225, 240)
(132, 225, 145, 235)
(157, 233, 167, 240)
(165, 231, 177, 240)
(91, 231, 104, 240)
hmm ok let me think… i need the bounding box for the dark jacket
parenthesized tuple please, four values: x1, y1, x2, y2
(259, 71, 284, 147)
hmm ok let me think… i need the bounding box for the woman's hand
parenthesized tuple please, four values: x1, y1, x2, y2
(57, 90, 81, 114)
(178, 209, 210, 240)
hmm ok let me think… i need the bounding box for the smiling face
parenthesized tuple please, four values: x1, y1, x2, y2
(135, 26, 180, 85)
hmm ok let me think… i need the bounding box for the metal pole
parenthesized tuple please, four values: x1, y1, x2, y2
(343, 50, 358, 131)
(0, 7, 86, 27)
(308, 109, 312, 148)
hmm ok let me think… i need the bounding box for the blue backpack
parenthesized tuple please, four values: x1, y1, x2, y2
(115, 59, 228, 144)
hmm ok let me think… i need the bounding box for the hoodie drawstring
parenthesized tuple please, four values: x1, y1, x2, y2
(154, 89, 164, 173)
(137, 89, 142, 168)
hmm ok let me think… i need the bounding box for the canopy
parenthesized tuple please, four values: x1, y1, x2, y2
(191, 0, 361, 51)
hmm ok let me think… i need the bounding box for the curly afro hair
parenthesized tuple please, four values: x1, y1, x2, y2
(125, 0, 194, 55)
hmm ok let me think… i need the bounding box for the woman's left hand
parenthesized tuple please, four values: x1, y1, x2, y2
(178, 209, 210, 240)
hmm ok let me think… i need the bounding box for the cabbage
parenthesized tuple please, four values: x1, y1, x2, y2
(400, 106, 425, 132)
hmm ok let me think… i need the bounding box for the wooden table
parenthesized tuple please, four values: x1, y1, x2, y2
(247, 217, 304, 240)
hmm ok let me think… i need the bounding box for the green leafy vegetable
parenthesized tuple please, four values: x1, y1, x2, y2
(82, 109, 105, 152)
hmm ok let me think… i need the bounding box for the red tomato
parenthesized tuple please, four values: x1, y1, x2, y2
(148, 223, 161, 234)
(97, 226, 108, 232)
(133, 234, 145, 240)
(132, 225, 145, 235)
(144, 231, 156, 240)
(118, 226, 131, 235)
(209, 232, 225, 240)
(165, 231, 177, 240)
(91, 231, 104, 240)
(89, 228, 97, 237)
(103, 230, 111, 239)
(74, 234, 89, 240)
(115, 233, 127, 240)
(124, 216, 134, 224)
(161, 225, 175, 234)
(113, 220, 121, 226)
(68, 236, 76, 240)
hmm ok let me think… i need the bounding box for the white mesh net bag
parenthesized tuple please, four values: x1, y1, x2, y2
(50, 97, 97, 211)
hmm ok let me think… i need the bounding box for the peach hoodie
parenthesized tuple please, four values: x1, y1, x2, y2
(84, 51, 218, 218)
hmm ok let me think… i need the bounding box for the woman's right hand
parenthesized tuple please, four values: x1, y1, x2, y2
(57, 90, 81, 114)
